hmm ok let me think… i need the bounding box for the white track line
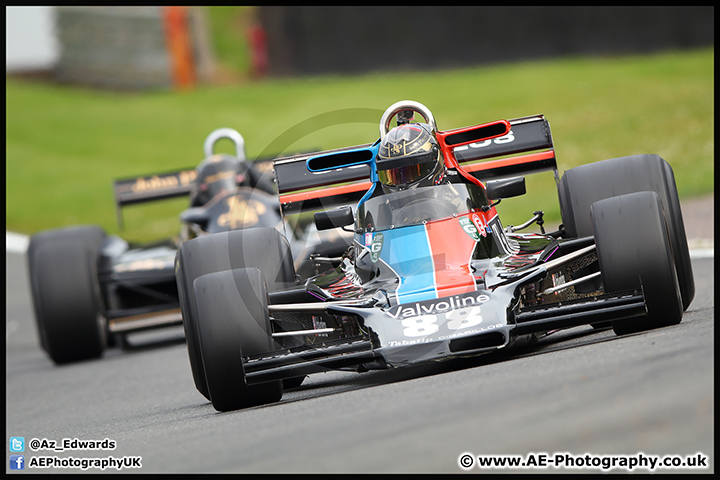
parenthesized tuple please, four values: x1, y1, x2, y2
(6, 232, 29, 254)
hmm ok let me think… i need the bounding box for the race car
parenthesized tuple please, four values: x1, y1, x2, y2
(27, 128, 346, 365)
(176, 101, 694, 412)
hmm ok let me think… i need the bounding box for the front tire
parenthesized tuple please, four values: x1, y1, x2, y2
(591, 192, 683, 335)
(194, 268, 283, 412)
(175, 228, 295, 400)
(558, 154, 694, 311)
(27, 225, 107, 364)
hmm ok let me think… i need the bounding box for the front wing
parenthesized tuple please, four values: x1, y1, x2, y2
(244, 278, 646, 385)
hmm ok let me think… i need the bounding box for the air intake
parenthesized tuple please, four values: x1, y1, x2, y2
(449, 332, 506, 353)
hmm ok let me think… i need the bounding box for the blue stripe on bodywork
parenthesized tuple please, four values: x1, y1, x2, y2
(378, 225, 437, 304)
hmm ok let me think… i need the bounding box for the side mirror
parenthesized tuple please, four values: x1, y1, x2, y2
(314, 206, 354, 231)
(486, 177, 526, 201)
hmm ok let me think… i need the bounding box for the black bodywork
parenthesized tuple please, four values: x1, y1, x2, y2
(200, 105, 691, 389)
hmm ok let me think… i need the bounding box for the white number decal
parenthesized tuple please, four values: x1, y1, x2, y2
(492, 132, 515, 144)
(454, 130, 516, 152)
(400, 306, 484, 338)
(446, 306, 483, 330)
(468, 140, 491, 148)
(402, 315, 440, 337)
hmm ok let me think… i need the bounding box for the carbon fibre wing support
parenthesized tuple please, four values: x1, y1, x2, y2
(274, 115, 557, 215)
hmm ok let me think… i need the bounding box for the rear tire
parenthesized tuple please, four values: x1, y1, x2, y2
(194, 268, 282, 412)
(175, 228, 295, 399)
(558, 154, 694, 311)
(27, 226, 107, 364)
(591, 192, 683, 335)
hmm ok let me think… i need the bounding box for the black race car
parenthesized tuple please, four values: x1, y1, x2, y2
(175, 101, 694, 411)
(27, 128, 347, 365)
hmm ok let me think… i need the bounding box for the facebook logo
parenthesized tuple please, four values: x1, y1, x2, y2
(10, 455, 24, 470)
(10, 437, 25, 452)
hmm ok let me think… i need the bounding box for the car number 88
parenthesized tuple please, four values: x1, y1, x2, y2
(401, 306, 483, 337)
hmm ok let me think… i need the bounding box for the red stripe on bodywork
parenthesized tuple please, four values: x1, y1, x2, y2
(425, 214, 480, 298)
(462, 150, 556, 174)
(279, 181, 372, 205)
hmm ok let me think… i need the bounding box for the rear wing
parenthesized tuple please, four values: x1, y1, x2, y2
(275, 114, 557, 215)
(113, 168, 198, 229)
(274, 144, 375, 215)
(453, 114, 557, 180)
(113, 159, 275, 229)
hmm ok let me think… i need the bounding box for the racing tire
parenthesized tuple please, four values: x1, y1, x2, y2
(175, 228, 295, 400)
(558, 154, 694, 311)
(591, 192, 683, 335)
(27, 225, 107, 364)
(194, 268, 283, 412)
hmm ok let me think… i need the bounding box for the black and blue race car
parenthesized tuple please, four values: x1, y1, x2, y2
(27, 128, 346, 365)
(176, 101, 694, 412)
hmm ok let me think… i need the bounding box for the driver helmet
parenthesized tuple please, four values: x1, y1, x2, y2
(189, 154, 251, 207)
(376, 123, 444, 191)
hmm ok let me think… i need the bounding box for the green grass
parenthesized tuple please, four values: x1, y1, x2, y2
(204, 6, 255, 78)
(6, 47, 713, 242)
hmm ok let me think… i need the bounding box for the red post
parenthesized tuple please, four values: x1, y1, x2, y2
(163, 6, 195, 89)
(248, 22, 268, 78)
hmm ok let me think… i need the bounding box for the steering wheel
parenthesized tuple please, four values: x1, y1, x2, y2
(379, 100, 438, 137)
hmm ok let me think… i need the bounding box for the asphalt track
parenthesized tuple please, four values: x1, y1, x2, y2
(5, 247, 714, 474)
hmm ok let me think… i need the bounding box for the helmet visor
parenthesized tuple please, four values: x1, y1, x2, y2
(377, 152, 438, 187)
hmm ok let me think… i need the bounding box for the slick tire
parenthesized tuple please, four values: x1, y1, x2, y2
(27, 225, 107, 364)
(194, 268, 283, 412)
(175, 228, 295, 400)
(557, 154, 694, 311)
(591, 192, 683, 335)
